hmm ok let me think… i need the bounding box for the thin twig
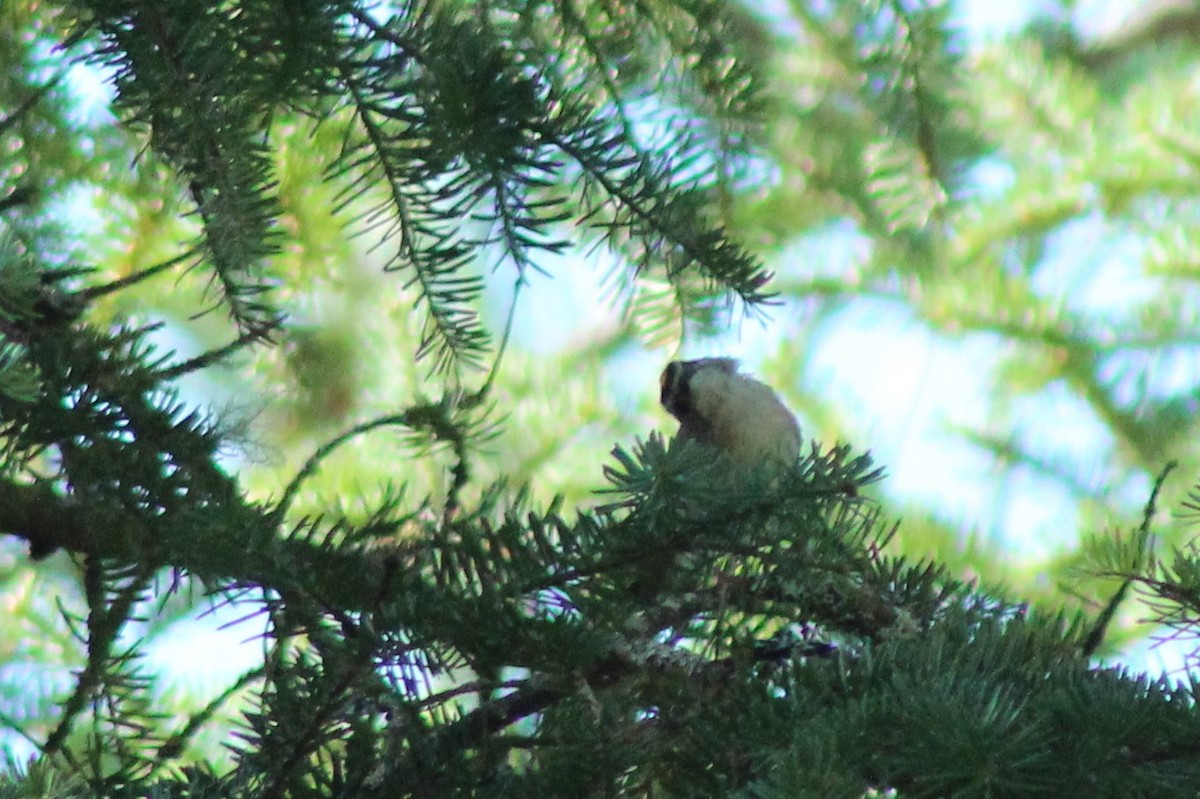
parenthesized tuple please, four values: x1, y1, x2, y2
(0, 76, 61, 139)
(275, 412, 419, 520)
(1081, 461, 1177, 658)
(156, 320, 280, 380)
(150, 666, 266, 773)
(440, 275, 524, 524)
(78, 252, 194, 302)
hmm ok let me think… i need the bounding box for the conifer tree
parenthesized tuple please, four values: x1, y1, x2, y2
(2, 1, 1200, 797)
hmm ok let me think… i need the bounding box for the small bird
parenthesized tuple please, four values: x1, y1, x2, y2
(659, 358, 801, 469)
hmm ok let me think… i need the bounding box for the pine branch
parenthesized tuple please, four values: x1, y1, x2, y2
(77, 252, 192, 302)
(1081, 462, 1173, 657)
(152, 666, 265, 769)
(0, 474, 394, 608)
(75, 0, 291, 334)
(335, 64, 490, 374)
(43, 559, 156, 761)
(539, 115, 773, 308)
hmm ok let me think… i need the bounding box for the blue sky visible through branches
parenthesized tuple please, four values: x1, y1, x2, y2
(115, 0, 1193, 687)
(8, 0, 1189, 765)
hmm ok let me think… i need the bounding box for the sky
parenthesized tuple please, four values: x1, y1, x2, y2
(492, 0, 1184, 680)
(135, 0, 1190, 693)
(5, 0, 1185, 766)
(504, 0, 1150, 552)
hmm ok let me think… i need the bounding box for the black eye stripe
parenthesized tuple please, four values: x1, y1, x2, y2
(661, 361, 698, 420)
(660, 362, 679, 406)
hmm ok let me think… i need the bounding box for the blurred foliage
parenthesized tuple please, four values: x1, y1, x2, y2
(1, 0, 1200, 796)
(739, 0, 1200, 652)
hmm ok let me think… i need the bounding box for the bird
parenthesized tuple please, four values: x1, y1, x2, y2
(659, 357, 802, 469)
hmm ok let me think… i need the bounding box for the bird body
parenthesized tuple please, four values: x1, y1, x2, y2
(660, 358, 801, 468)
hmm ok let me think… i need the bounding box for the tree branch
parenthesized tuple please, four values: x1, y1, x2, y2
(0, 478, 402, 612)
